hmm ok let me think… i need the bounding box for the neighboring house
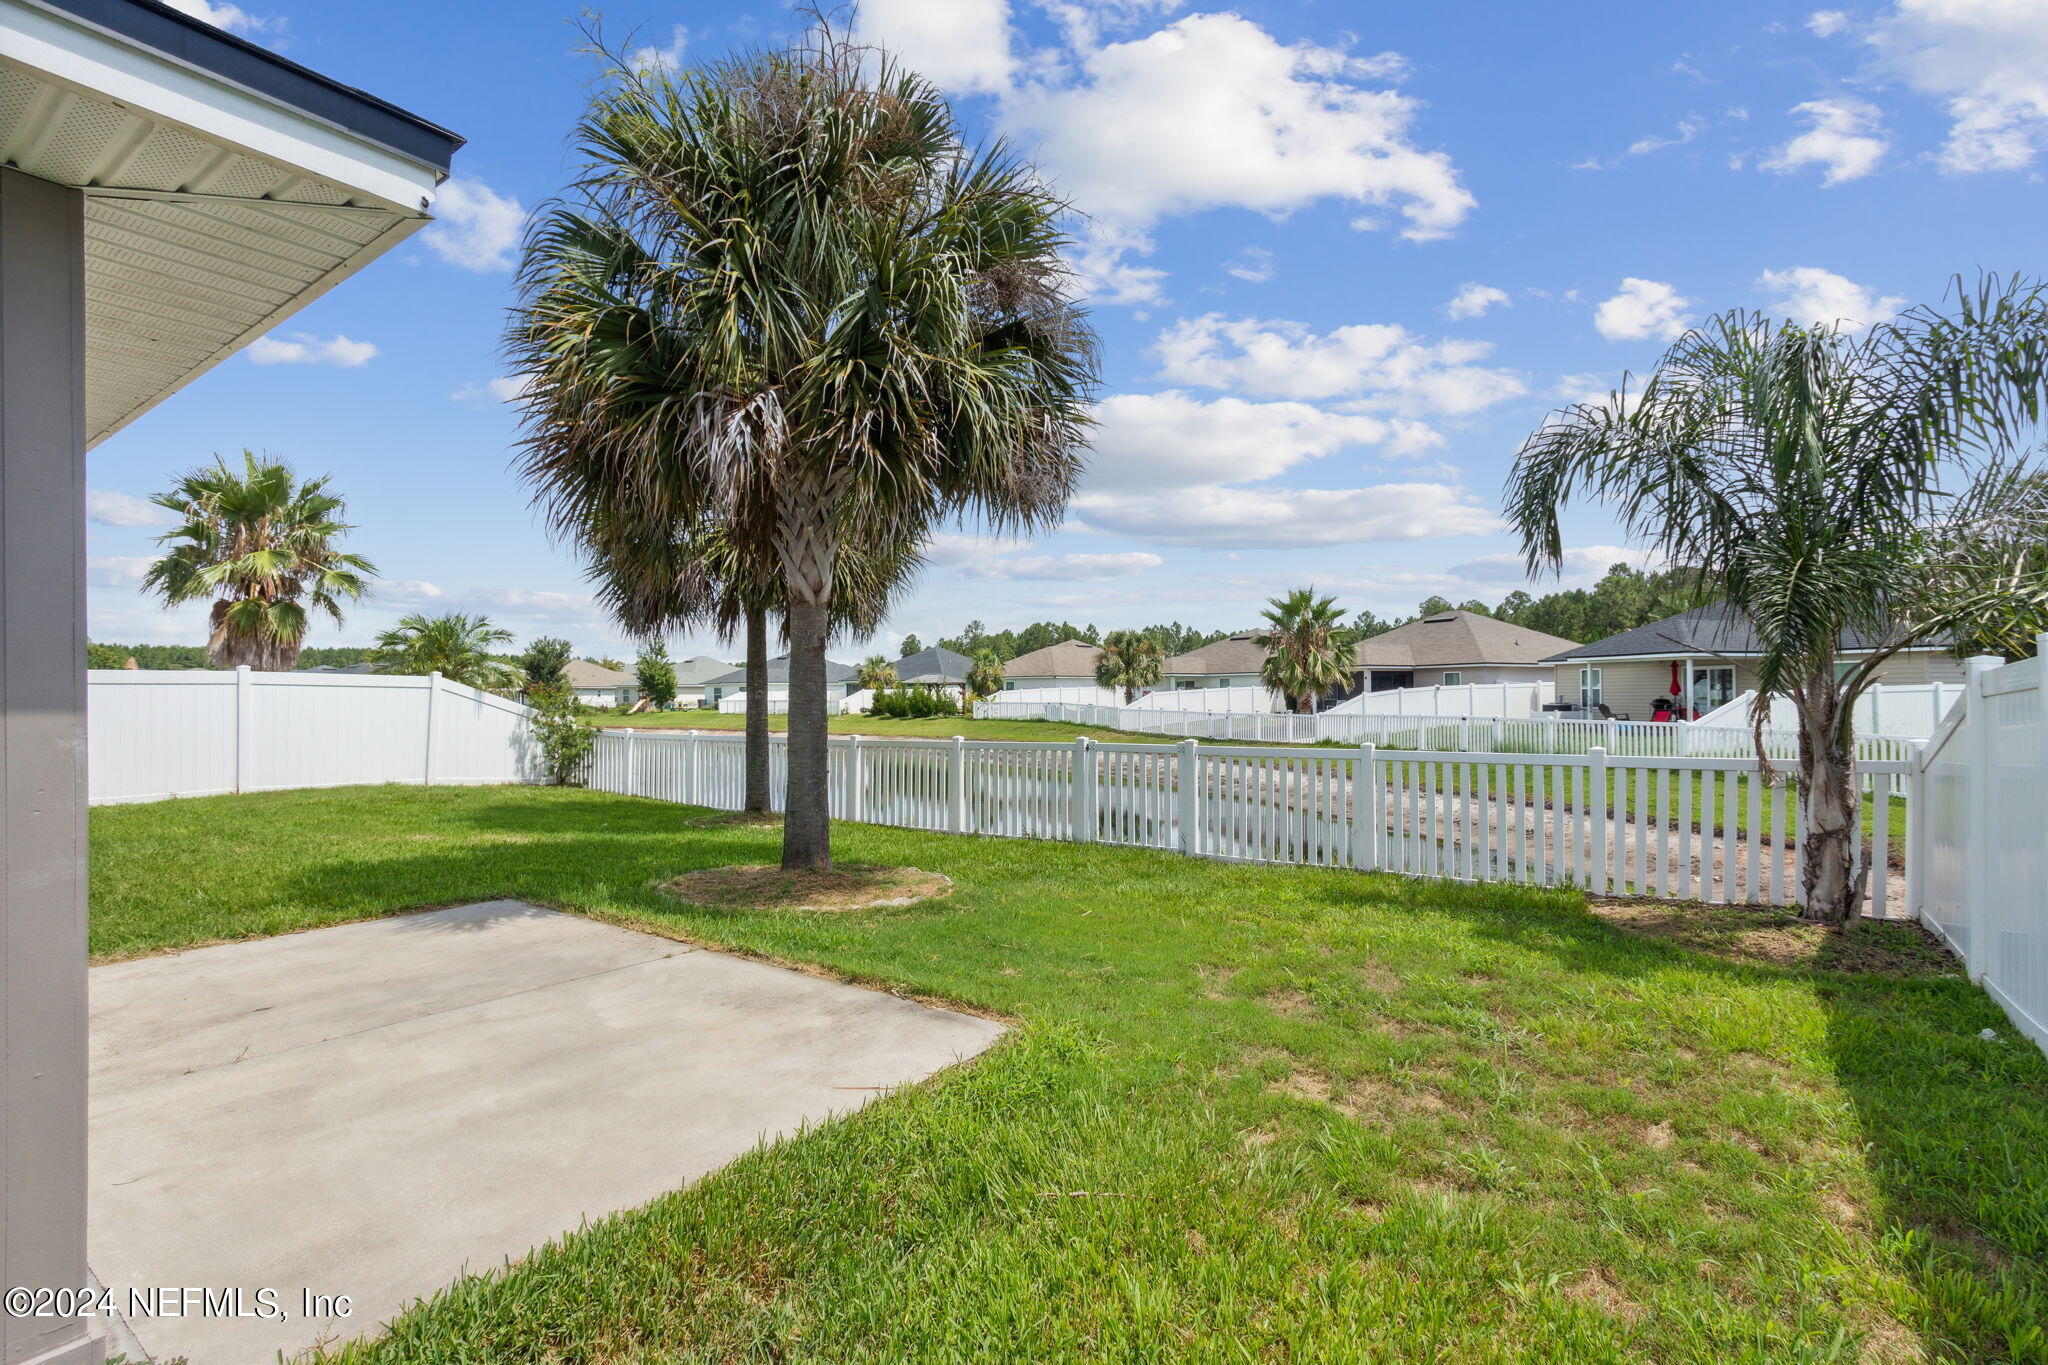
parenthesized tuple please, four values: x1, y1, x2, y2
(564, 659, 641, 710)
(1000, 639, 1102, 690)
(702, 655, 859, 708)
(669, 655, 735, 708)
(892, 646, 974, 694)
(1162, 633, 1270, 691)
(303, 662, 375, 675)
(1348, 610, 1578, 696)
(1541, 602, 1969, 719)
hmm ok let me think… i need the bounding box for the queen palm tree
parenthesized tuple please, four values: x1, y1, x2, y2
(369, 612, 521, 692)
(1095, 630, 1163, 704)
(1506, 277, 2048, 925)
(1256, 588, 1351, 713)
(143, 451, 375, 670)
(509, 26, 1096, 869)
(856, 654, 900, 692)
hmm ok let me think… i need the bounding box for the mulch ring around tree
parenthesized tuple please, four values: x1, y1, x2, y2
(1590, 899, 1961, 978)
(682, 811, 784, 829)
(659, 864, 953, 913)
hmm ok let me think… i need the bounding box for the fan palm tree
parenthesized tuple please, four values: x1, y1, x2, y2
(369, 613, 521, 692)
(966, 649, 1004, 703)
(509, 26, 1096, 869)
(1095, 630, 1164, 704)
(1506, 276, 2048, 925)
(143, 451, 375, 670)
(857, 654, 900, 692)
(1256, 588, 1352, 713)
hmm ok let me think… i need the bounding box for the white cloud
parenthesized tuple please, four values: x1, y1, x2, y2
(1068, 223, 1169, 305)
(625, 26, 689, 74)
(1448, 545, 1660, 588)
(1756, 266, 1906, 330)
(247, 332, 378, 367)
(423, 178, 526, 273)
(162, 0, 279, 36)
(956, 551, 1164, 581)
(1007, 14, 1474, 244)
(1808, 9, 1852, 37)
(451, 375, 533, 404)
(1593, 278, 1695, 342)
(1087, 390, 1437, 491)
(1153, 314, 1525, 415)
(1070, 482, 1495, 548)
(1555, 372, 1619, 407)
(385, 580, 446, 602)
(856, 0, 1016, 94)
(1445, 282, 1509, 319)
(1860, 0, 2048, 172)
(87, 490, 170, 528)
(87, 556, 154, 587)
(1223, 246, 1275, 283)
(1760, 97, 1888, 184)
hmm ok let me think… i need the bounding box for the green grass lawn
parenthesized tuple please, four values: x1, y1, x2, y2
(90, 786, 2045, 1363)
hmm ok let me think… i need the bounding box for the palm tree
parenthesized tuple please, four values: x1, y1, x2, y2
(369, 613, 521, 692)
(509, 26, 1096, 870)
(966, 649, 1004, 703)
(1096, 630, 1163, 704)
(1506, 278, 2048, 925)
(1256, 588, 1352, 713)
(857, 654, 900, 692)
(143, 451, 375, 670)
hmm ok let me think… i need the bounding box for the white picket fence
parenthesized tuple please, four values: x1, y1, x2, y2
(590, 728, 1909, 915)
(1913, 648, 2048, 1049)
(87, 668, 535, 804)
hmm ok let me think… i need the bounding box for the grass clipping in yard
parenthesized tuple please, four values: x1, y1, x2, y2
(659, 863, 951, 912)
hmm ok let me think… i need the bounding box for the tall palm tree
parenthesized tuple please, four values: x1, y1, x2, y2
(1506, 277, 2048, 925)
(856, 654, 900, 692)
(1256, 588, 1351, 713)
(509, 26, 1096, 869)
(1096, 630, 1163, 704)
(369, 612, 521, 692)
(143, 451, 375, 670)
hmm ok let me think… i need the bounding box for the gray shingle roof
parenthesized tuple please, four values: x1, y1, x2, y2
(892, 646, 973, 685)
(1164, 633, 1269, 676)
(564, 659, 637, 688)
(1540, 602, 1940, 662)
(669, 656, 736, 687)
(1352, 610, 1578, 669)
(1004, 640, 1101, 677)
(702, 655, 857, 687)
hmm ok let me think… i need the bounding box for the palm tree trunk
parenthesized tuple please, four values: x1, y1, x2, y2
(743, 604, 770, 815)
(782, 596, 831, 869)
(1796, 679, 1862, 925)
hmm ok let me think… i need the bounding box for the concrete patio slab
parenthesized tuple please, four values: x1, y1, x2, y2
(88, 901, 1005, 1364)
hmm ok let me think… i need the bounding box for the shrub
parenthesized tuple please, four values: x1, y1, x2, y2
(867, 685, 959, 719)
(528, 682, 596, 785)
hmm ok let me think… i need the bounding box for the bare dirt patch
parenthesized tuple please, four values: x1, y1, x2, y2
(682, 811, 784, 829)
(659, 864, 951, 913)
(1561, 1266, 1647, 1325)
(1589, 901, 1958, 978)
(1263, 988, 1317, 1018)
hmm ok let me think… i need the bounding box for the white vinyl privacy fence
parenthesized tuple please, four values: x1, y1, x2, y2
(1914, 646, 2048, 1049)
(88, 668, 535, 804)
(591, 728, 1909, 916)
(1323, 679, 1553, 718)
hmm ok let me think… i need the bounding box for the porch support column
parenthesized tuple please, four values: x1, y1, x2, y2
(0, 167, 103, 1365)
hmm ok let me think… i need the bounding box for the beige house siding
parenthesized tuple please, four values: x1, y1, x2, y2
(1554, 649, 1963, 716)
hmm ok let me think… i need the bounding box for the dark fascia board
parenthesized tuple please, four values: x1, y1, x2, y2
(28, 0, 463, 173)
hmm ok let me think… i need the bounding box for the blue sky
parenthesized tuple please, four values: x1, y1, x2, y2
(86, 0, 2048, 661)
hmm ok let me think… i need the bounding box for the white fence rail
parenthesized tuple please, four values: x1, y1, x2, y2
(87, 668, 535, 804)
(1913, 647, 2048, 1050)
(1695, 681, 1964, 739)
(591, 728, 1909, 915)
(1324, 679, 1553, 718)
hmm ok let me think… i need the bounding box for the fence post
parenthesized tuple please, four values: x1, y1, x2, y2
(1963, 653, 2000, 975)
(1353, 743, 1379, 870)
(1677, 723, 1693, 758)
(623, 727, 639, 797)
(234, 664, 253, 794)
(1071, 736, 1097, 842)
(1178, 738, 1200, 856)
(950, 735, 967, 833)
(685, 730, 700, 804)
(1589, 746, 1610, 894)
(848, 734, 864, 823)
(424, 670, 442, 787)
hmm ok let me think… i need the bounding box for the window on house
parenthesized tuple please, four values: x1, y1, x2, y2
(1579, 667, 1602, 708)
(1441, 671, 1463, 687)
